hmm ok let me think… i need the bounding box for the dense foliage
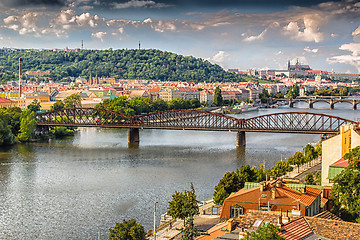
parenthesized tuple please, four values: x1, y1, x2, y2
(108, 219, 146, 240)
(95, 96, 201, 116)
(0, 48, 245, 83)
(213, 165, 266, 205)
(331, 146, 360, 222)
(285, 85, 299, 99)
(168, 183, 199, 224)
(244, 223, 284, 240)
(313, 87, 348, 96)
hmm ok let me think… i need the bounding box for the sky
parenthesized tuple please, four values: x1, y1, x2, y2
(0, 0, 359, 73)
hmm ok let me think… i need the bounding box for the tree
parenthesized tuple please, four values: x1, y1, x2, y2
(268, 161, 293, 178)
(213, 86, 223, 106)
(244, 223, 284, 240)
(0, 109, 15, 146)
(17, 110, 36, 142)
(108, 219, 146, 240)
(27, 99, 41, 112)
(213, 171, 240, 205)
(288, 151, 305, 173)
(286, 85, 299, 99)
(331, 146, 360, 222)
(315, 171, 321, 185)
(305, 173, 315, 185)
(50, 100, 65, 111)
(168, 183, 199, 224)
(180, 216, 204, 240)
(64, 93, 82, 108)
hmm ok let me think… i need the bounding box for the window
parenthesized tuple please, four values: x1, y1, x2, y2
(230, 204, 244, 218)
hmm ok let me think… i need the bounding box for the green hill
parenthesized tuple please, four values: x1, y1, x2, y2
(0, 48, 246, 83)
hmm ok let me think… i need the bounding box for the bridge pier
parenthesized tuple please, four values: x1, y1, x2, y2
(128, 128, 140, 144)
(236, 131, 246, 147)
(353, 101, 357, 110)
(289, 101, 294, 108)
(308, 100, 313, 108)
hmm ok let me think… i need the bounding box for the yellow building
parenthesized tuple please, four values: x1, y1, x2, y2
(321, 123, 360, 186)
(16, 94, 51, 110)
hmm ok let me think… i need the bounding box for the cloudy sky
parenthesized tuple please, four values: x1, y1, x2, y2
(0, 0, 359, 73)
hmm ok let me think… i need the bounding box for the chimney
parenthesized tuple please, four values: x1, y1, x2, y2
(19, 58, 22, 98)
(271, 188, 276, 200)
(227, 218, 234, 232)
(300, 186, 306, 194)
(260, 182, 264, 192)
(277, 210, 285, 231)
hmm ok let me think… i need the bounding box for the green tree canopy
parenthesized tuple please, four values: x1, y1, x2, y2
(168, 183, 199, 223)
(244, 223, 284, 240)
(213, 86, 223, 106)
(27, 99, 41, 112)
(108, 219, 146, 240)
(331, 146, 360, 222)
(286, 85, 299, 99)
(64, 93, 82, 108)
(17, 110, 36, 142)
(0, 109, 15, 146)
(50, 100, 65, 111)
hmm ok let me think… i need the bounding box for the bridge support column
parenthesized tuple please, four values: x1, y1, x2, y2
(353, 101, 357, 110)
(308, 100, 313, 108)
(289, 101, 294, 108)
(236, 131, 246, 147)
(128, 128, 140, 144)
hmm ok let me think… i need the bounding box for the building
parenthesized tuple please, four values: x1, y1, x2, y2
(321, 123, 360, 186)
(0, 97, 17, 108)
(220, 179, 322, 220)
(158, 88, 181, 101)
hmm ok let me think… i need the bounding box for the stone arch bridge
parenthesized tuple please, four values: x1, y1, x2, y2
(273, 97, 360, 110)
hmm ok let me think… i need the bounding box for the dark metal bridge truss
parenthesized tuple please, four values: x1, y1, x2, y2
(36, 108, 355, 134)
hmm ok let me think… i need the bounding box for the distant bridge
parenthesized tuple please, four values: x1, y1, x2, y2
(273, 97, 360, 109)
(36, 108, 355, 146)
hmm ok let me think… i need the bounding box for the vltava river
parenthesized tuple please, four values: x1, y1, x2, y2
(0, 103, 358, 239)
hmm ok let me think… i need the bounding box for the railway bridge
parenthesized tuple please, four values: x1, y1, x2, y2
(35, 108, 355, 147)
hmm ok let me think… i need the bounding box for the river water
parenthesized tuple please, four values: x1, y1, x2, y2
(0, 102, 359, 239)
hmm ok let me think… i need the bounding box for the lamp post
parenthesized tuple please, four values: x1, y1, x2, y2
(154, 201, 158, 240)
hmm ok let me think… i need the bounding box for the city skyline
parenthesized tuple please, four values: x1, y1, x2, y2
(0, 0, 359, 73)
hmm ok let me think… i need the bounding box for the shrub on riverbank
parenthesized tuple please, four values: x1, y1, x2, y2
(50, 126, 75, 138)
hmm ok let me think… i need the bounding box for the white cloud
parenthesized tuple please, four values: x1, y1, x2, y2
(208, 51, 230, 68)
(327, 43, 360, 72)
(304, 46, 319, 53)
(92, 31, 107, 42)
(283, 15, 324, 43)
(352, 26, 360, 36)
(243, 22, 280, 42)
(152, 20, 176, 32)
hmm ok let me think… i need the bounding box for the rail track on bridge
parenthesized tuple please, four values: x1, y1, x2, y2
(36, 108, 355, 134)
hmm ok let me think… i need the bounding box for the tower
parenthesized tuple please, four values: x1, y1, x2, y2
(139, 41, 141, 50)
(288, 60, 290, 70)
(81, 40, 84, 50)
(19, 58, 22, 98)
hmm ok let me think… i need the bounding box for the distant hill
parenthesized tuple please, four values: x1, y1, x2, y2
(0, 48, 246, 83)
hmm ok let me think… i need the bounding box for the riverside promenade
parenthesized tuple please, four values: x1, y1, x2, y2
(283, 157, 322, 181)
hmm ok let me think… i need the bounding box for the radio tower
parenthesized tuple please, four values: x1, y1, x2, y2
(19, 58, 22, 98)
(139, 41, 141, 50)
(81, 40, 84, 50)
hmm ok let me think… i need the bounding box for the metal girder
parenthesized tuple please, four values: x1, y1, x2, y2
(36, 109, 355, 133)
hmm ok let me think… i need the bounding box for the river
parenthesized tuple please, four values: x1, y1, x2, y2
(0, 103, 359, 239)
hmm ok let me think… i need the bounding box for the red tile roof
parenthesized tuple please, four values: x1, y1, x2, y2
(330, 158, 349, 168)
(278, 217, 314, 240)
(0, 97, 16, 103)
